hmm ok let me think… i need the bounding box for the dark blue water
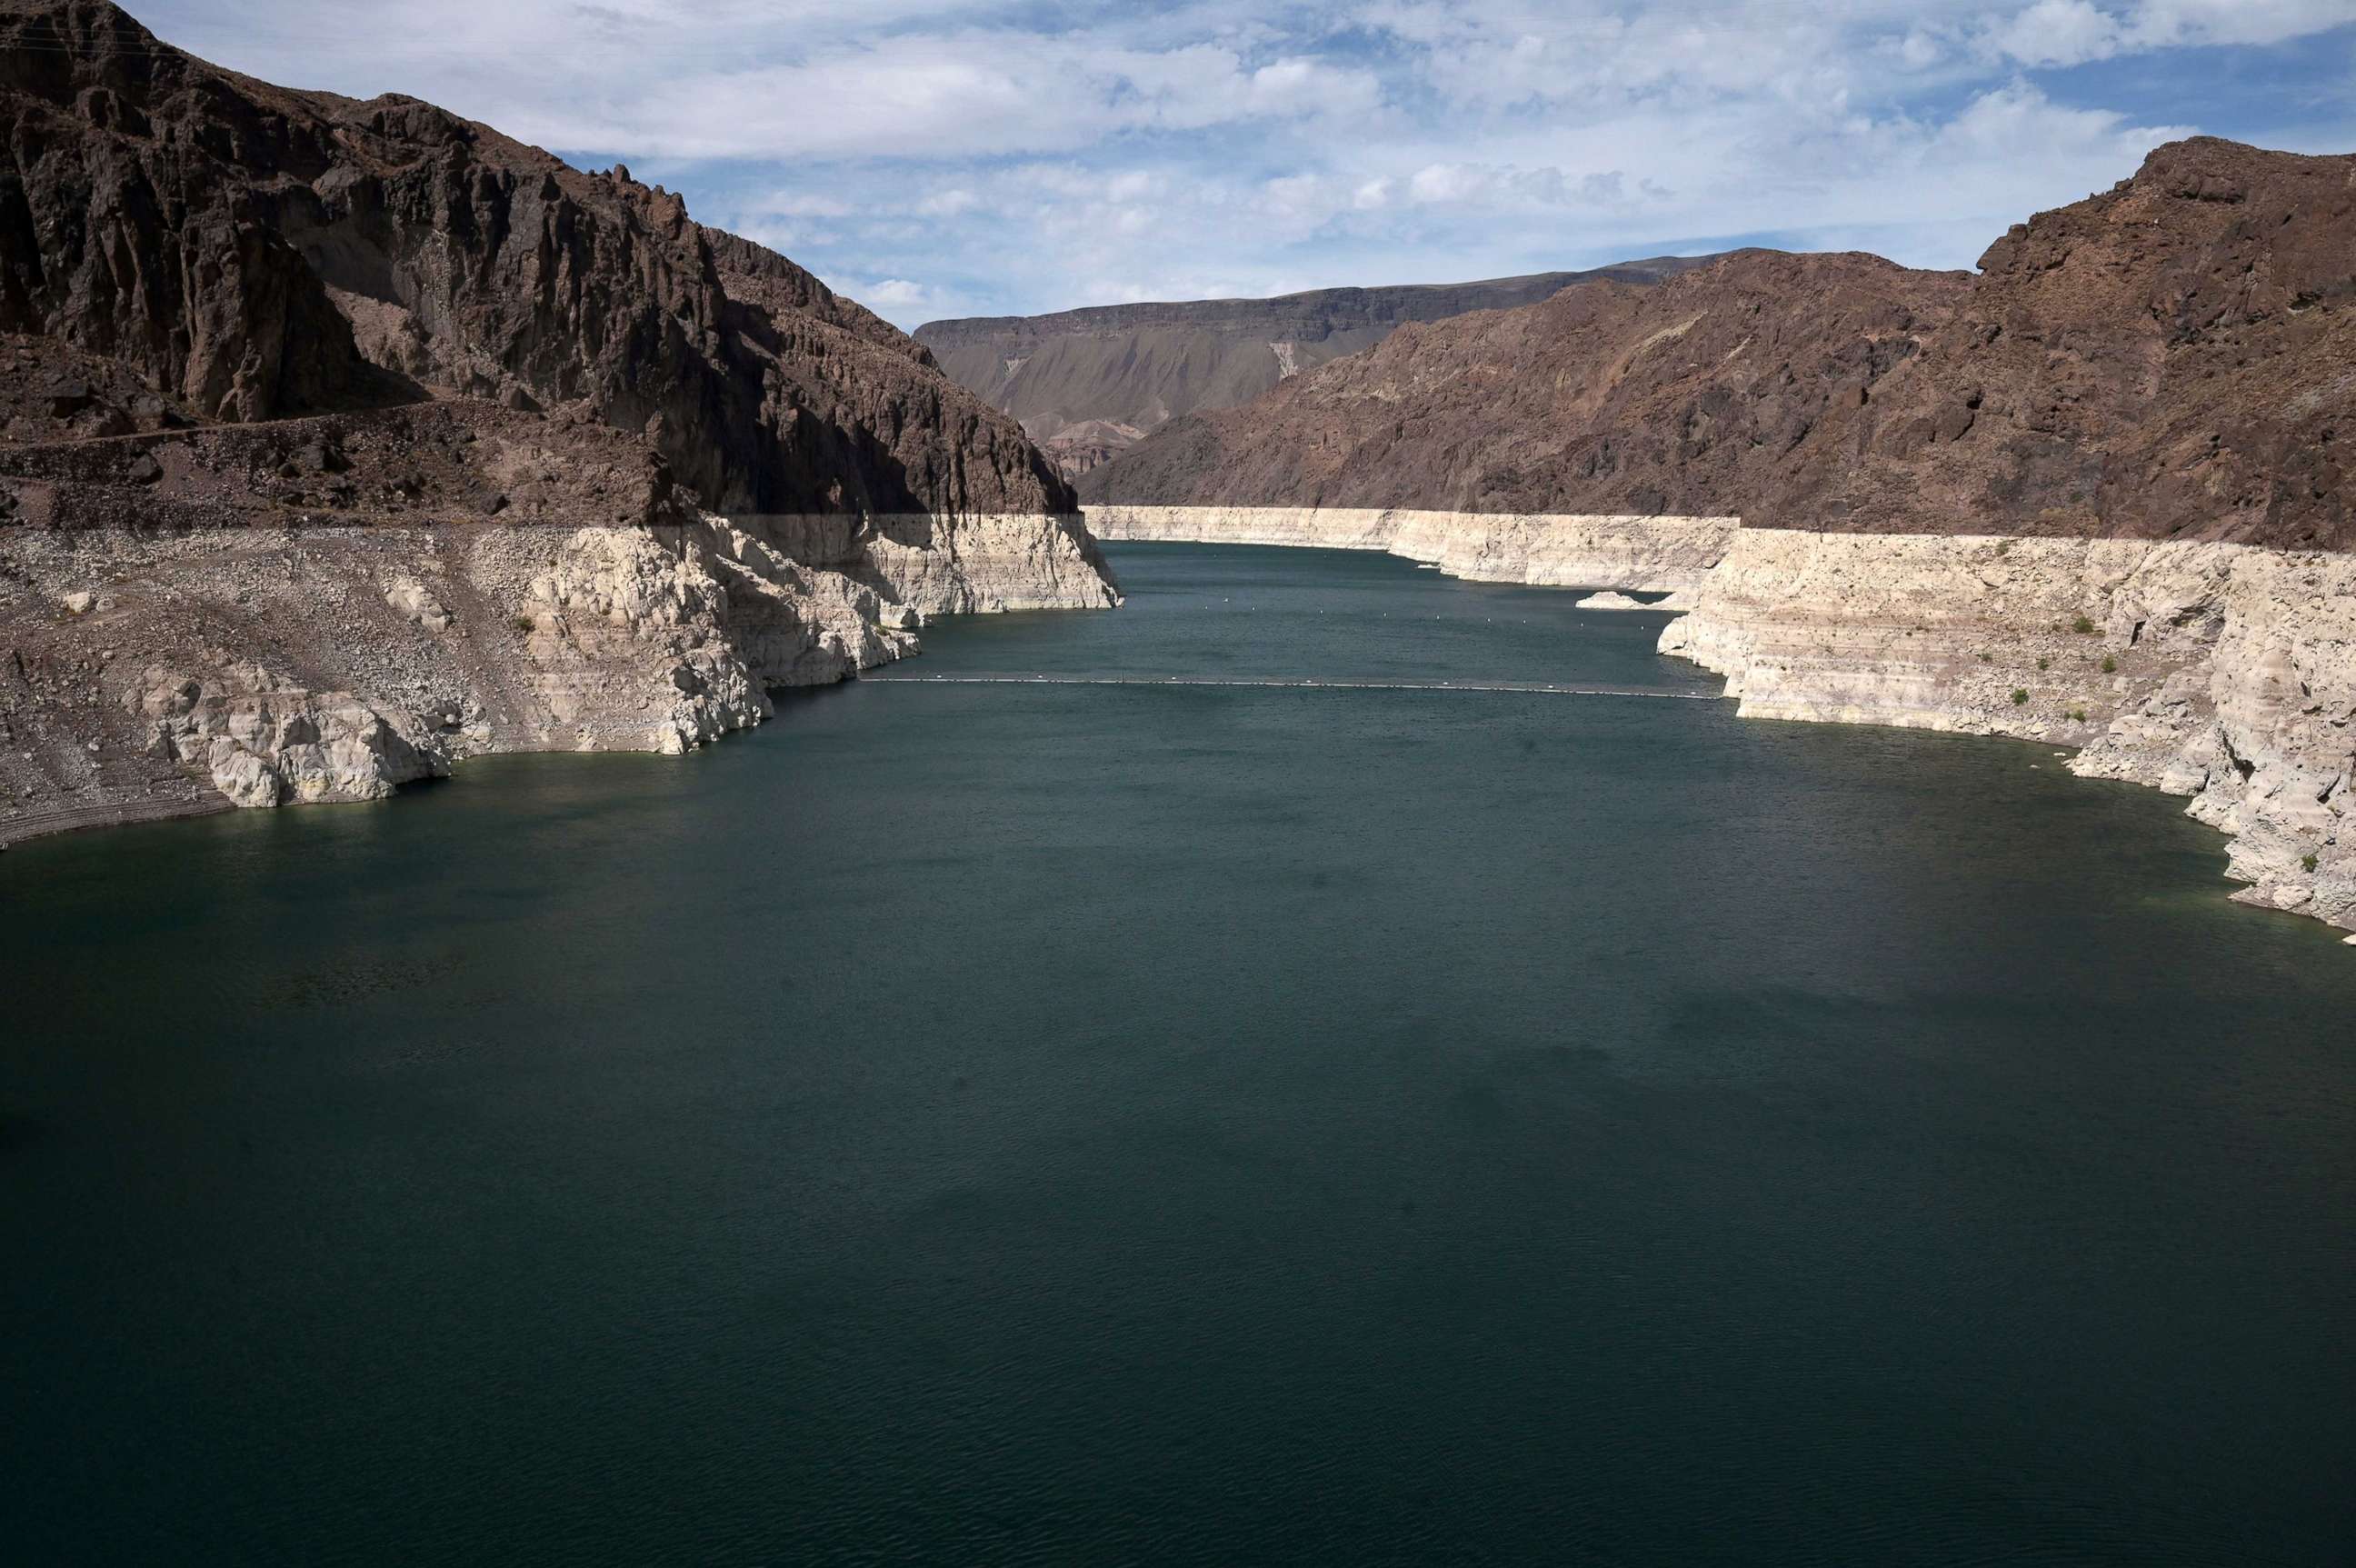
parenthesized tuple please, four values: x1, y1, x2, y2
(4, 544, 2352, 1565)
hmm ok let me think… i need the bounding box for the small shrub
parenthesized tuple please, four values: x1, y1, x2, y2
(2069, 708, 2087, 723)
(2302, 854, 2320, 874)
(1979, 651, 1992, 662)
(511, 614, 536, 634)
(2101, 655, 2117, 674)
(2011, 689, 2030, 706)
(2036, 656, 2051, 671)
(2073, 615, 2097, 634)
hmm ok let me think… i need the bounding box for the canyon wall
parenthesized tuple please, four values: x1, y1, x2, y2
(0, 0, 1074, 517)
(1086, 505, 1735, 593)
(1088, 138, 2352, 550)
(0, 0, 1119, 844)
(1661, 529, 2355, 932)
(917, 256, 1721, 477)
(1081, 251, 1972, 514)
(2, 505, 1115, 846)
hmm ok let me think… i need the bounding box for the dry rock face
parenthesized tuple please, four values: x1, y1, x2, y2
(1662, 532, 2356, 930)
(0, 510, 965, 842)
(1087, 140, 2354, 547)
(1082, 251, 1971, 514)
(1804, 139, 2355, 546)
(918, 257, 1721, 478)
(0, 0, 1117, 844)
(0, 0, 1072, 515)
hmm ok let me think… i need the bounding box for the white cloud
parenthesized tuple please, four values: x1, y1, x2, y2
(125, 0, 2356, 326)
(748, 193, 856, 219)
(488, 36, 1385, 161)
(1403, 163, 1632, 209)
(1986, 0, 2128, 65)
(854, 278, 938, 314)
(1982, 0, 2356, 65)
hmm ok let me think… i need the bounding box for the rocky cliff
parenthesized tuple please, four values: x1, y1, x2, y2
(1091, 140, 2352, 544)
(915, 257, 1719, 477)
(1, 0, 1078, 515)
(0, 0, 1117, 844)
(1662, 530, 2355, 931)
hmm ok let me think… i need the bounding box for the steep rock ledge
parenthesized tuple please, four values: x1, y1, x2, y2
(1662, 530, 2356, 931)
(1086, 505, 1735, 593)
(747, 513, 1121, 614)
(1, 510, 1115, 844)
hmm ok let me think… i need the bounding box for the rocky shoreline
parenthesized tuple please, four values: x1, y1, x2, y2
(1664, 528, 2354, 934)
(1, 511, 1117, 848)
(0, 0, 1126, 850)
(1084, 507, 2354, 937)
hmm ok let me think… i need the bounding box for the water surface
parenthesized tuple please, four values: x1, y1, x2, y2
(4, 544, 2351, 1564)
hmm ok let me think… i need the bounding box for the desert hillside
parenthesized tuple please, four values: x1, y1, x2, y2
(1086, 138, 2355, 551)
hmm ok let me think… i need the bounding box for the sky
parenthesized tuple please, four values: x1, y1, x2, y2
(132, 0, 2356, 327)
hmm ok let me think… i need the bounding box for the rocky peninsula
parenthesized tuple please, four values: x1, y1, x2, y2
(0, 0, 1117, 844)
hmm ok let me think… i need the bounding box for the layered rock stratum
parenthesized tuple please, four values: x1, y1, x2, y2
(0, 0, 1116, 844)
(1083, 139, 2356, 934)
(914, 257, 1719, 477)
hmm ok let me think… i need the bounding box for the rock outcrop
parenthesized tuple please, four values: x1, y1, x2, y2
(917, 257, 1722, 477)
(1, 511, 903, 840)
(0, 400, 1119, 845)
(0, 0, 1118, 844)
(0, 0, 1073, 515)
(1662, 530, 2355, 929)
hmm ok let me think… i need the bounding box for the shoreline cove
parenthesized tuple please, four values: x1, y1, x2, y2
(1085, 511, 2356, 938)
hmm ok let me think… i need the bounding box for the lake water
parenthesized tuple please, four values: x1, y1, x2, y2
(5, 543, 2352, 1564)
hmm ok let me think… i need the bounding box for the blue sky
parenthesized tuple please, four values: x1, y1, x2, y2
(135, 1, 2356, 326)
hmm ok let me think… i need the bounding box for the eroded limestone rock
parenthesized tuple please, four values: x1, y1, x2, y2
(3, 507, 1115, 842)
(135, 663, 447, 807)
(1664, 530, 2356, 933)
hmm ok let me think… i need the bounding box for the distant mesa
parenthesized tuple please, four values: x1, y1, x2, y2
(913, 257, 1723, 480)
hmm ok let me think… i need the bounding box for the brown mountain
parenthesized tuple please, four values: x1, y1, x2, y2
(0, 0, 1072, 516)
(913, 257, 1720, 475)
(1082, 249, 1969, 515)
(1085, 138, 2354, 550)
